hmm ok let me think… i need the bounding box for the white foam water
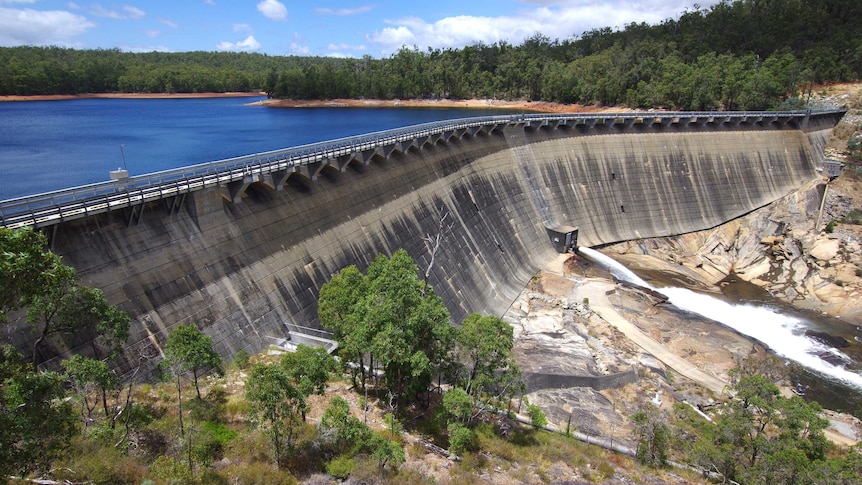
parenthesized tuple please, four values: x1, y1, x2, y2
(578, 247, 862, 390)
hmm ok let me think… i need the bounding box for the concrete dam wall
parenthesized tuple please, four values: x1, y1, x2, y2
(19, 112, 840, 374)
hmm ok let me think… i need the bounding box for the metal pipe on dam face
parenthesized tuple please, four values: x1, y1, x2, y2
(7, 111, 845, 376)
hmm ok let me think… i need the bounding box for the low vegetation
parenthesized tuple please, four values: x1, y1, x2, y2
(4, 227, 862, 484)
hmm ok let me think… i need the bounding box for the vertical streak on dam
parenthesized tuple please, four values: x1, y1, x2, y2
(18, 113, 841, 374)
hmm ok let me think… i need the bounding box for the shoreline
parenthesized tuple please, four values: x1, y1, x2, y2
(0, 92, 620, 114)
(253, 97, 623, 114)
(0, 91, 267, 102)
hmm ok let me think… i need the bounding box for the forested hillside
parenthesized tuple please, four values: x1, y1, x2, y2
(1, 0, 860, 110)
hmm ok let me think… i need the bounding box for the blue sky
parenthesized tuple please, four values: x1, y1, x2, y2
(0, 1, 717, 58)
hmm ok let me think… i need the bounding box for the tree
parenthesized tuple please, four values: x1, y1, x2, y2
(62, 354, 119, 426)
(0, 227, 63, 322)
(318, 264, 369, 389)
(1, 227, 130, 368)
(281, 344, 336, 420)
(162, 323, 223, 400)
(676, 357, 831, 483)
(13, 238, 130, 369)
(245, 362, 306, 467)
(319, 396, 372, 456)
(318, 249, 454, 411)
(442, 387, 474, 425)
(281, 344, 337, 399)
(453, 313, 521, 404)
(632, 404, 670, 468)
(365, 250, 454, 408)
(0, 345, 77, 479)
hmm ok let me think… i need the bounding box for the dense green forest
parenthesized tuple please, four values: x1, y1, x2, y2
(1, 0, 860, 110)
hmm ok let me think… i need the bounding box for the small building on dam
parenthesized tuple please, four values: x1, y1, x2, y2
(0, 110, 845, 376)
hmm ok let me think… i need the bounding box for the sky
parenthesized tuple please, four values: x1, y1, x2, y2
(0, 0, 719, 58)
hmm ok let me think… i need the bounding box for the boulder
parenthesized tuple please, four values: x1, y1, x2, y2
(814, 283, 845, 303)
(809, 238, 841, 262)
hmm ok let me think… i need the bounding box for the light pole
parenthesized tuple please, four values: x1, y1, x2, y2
(120, 144, 128, 171)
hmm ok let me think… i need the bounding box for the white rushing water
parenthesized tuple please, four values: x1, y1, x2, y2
(578, 246, 862, 390)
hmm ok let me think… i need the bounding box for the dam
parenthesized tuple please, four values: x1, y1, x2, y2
(0, 110, 845, 375)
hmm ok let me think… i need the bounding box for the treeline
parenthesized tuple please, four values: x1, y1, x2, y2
(1, 0, 860, 109)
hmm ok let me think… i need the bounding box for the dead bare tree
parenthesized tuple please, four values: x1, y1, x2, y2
(421, 207, 454, 298)
(113, 340, 160, 447)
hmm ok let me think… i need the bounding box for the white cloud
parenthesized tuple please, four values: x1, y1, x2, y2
(327, 52, 356, 59)
(216, 35, 262, 52)
(144, 29, 161, 38)
(327, 43, 366, 51)
(315, 4, 374, 16)
(288, 42, 310, 55)
(0, 0, 37, 4)
(0, 7, 94, 46)
(257, 0, 287, 21)
(368, 1, 714, 53)
(120, 44, 171, 53)
(203, 0, 215, 5)
(159, 18, 178, 29)
(123, 5, 144, 19)
(87, 3, 145, 20)
(233, 23, 252, 32)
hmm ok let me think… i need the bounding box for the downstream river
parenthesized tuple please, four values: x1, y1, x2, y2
(0, 96, 514, 201)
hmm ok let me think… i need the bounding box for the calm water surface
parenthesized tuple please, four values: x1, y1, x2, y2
(0, 97, 515, 201)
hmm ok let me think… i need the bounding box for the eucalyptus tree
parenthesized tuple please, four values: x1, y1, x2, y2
(675, 357, 831, 483)
(453, 313, 521, 404)
(0, 227, 62, 322)
(245, 362, 306, 467)
(281, 344, 337, 420)
(62, 354, 120, 426)
(1, 227, 129, 369)
(162, 323, 223, 400)
(0, 345, 77, 479)
(318, 249, 455, 410)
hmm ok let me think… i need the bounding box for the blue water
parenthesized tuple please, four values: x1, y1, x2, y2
(0, 97, 515, 201)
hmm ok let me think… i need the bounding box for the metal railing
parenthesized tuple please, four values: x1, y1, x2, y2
(0, 110, 833, 229)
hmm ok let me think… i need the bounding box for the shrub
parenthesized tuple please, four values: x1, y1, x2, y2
(825, 220, 836, 233)
(232, 349, 251, 369)
(848, 135, 862, 162)
(526, 402, 548, 430)
(198, 469, 230, 485)
(843, 209, 861, 224)
(188, 395, 226, 423)
(149, 455, 195, 484)
(447, 423, 475, 456)
(597, 460, 616, 479)
(225, 429, 272, 464)
(225, 395, 250, 421)
(192, 422, 238, 466)
(326, 455, 355, 479)
(221, 462, 297, 485)
(54, 444, 148, 485)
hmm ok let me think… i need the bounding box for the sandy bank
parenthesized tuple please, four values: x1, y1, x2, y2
(0, 92, 266, 102)
(1, 92, 629, 114)
(253, 97, 626, 114)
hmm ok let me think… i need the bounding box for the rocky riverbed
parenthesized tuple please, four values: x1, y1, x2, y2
(507, 172, 862, 449)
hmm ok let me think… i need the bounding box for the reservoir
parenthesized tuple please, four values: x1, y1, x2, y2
(0, 96, 515, 201)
